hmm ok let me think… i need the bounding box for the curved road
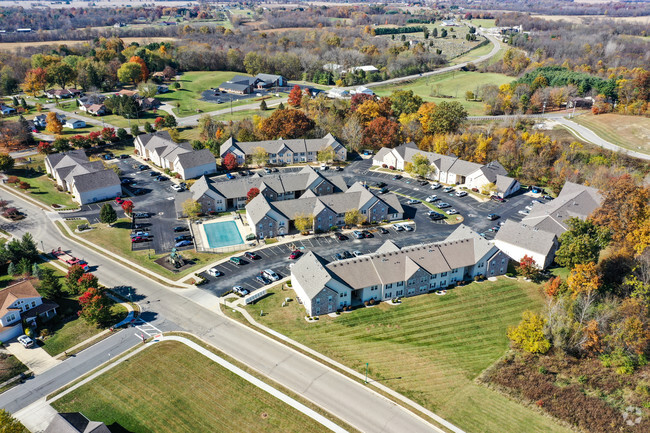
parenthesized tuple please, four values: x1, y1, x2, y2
(0, 190, 451, 433)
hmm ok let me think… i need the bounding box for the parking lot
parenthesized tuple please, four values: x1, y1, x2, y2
(200, 84, 312, 105)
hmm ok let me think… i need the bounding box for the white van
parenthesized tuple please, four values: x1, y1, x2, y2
(263, 269, 280, 281)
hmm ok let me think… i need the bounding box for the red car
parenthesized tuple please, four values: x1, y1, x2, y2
(289, 250, 302, 259)
(115, 197, 124, 204)
(490, 195, 505, 203)
(131, 236, 145, 243)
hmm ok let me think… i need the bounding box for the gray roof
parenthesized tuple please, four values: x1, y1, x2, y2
(218, 82, 252, 92)
(246, 193, 277, 225)
(256, 73, 285, 83)
(176, 148, 215, 169)
(45, 413, 110, 433)
(496, 174, 518, 195)
(72, 169, 120, 193)
(495, 219, 558, 256)
(46, 149, 87, 170)
(292, 251, 339, 299)
(220, 133, 343, 158)
(478, 161, 508, 183)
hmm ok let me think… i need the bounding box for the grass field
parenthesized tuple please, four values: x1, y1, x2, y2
(571, 113, 650, 154)
(5, 169, 78, 209)
(373, 70, 513, 116)
(234, 279, 572, 433)
(67, 218, 230, 281)
(469, 19, 497, 28)
(0, 37, 177, 51)
(52, 340, 336, 433)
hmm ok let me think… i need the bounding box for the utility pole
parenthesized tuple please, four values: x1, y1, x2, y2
(365, 362, 369, 384)
(541, 101, 547, 116)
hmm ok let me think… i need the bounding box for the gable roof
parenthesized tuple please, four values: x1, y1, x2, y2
(71, 169, 120, 193)
(175, 148, 215, 169)
(495, 219, 558, 256)
(44, 412, 111, 433)
(291, 251, 342, 299)
(0, 280, 41, 318)
(220, 134, 344, 158)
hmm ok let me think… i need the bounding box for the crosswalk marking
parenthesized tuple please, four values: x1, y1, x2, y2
(133, 318, 162, 339)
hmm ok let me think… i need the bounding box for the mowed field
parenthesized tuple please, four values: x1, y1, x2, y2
(238, 279, 572, 433)
(52, 341, 337, 433)
(0, 37, 177, 51)
(572, 113, 650, 154)
(373, 70, 513, 116)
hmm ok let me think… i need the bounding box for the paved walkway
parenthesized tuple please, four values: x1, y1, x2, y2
(13, 397, 58, 433)
(47, 335, 349, 433)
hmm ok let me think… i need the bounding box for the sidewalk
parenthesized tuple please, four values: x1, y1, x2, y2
(13, 397, 58, 433)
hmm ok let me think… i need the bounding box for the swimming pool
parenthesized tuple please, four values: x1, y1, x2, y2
(203, 220, 244, 249)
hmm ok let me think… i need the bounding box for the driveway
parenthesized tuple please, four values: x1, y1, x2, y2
(6, 340, 61, 375)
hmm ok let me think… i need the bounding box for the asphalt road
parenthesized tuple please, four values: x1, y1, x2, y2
(0, 189, 449, 433)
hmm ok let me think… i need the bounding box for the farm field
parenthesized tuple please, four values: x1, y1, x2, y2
(0, 37, 177, 51)
(571, 113, 650, 154)
(52, 340, 339, 433)
(373, 70, 513, 116)
(469, 19, 497, 28)
(233, 278, 572, 433)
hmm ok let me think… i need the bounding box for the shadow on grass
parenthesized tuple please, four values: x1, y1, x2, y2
(107, 422, 135, 433)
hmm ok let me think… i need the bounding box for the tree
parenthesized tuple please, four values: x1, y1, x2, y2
(342, 116, 363, 152)
(567, 262, 600, 299)
(361, 117, 401, 149)
(555, 218, 611, 268)
(20, 233, 38, 262)
(143, 122, 154, 133)
(260, 99, 268, 111)
(0, 409, 25, 433)
(31, 263, 42, 279)
(99, 203, 117, 225)
(121, 200, 133, 215)
(104, 95, 139, 119)
(78, 287, 112, 326)
(0, 153, 14, 172)
(137, 81, 158, 98)
(251, 146, 269, 167)
(246, 187, 260, 204)
(39, 267, 63, 299)
(406, 153, 432, 178)
(130, 124, 140, 137)
(390, 90, 423, 117)
(21, 68, 47, 97)
(277, 102, 285, 110)
(518, 255, 541, 280)
(259, 109, 315, 139)
(6, 262, 15, 276)
(17, 257, 31, 276)
(45, 112, 63, 135)
(344, 209, 367, 226)
(46, 62, 76, 89)
(294, 214, 313, 233)
(418, 101, 468, 135)
(507, 310, 551, 354)
(66, 264, 85, 294)
(77, 273, 99, 294)
(37, 141, 53, 154)
(288, 85, 303, 107)
(117, 62, 143, 86)
(183, 199, 202, 219)
(222, 153, 239, 171)
(317, 147, 336, 164)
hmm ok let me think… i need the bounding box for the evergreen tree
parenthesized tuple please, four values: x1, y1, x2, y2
(18, 257, 31, 276)
(260, 99, 268, 111)
(39, 268, 63, 299)
(99, 203, 117, 225)
(277, 102, 285, 110)
(20, 233, 39, 262)
(130, 124, 140, 137)
(32, 263, 42, 279)
(7, 262, 15, 276)
(144, 122, 154, 133)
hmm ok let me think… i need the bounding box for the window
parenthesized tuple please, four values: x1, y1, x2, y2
(279, 221, 285, 226)
(397, 281, 404, 287)
(31, 301, 36, 308)
(361, 210, 366, 214)
(407, 279, 415, 285)
(430, 274, 437, 279)
(328, 296, 332, 302)
(385, 292, 392, 299)
(420, 276, 427, 283)
(441, 272, 448, 276)
(259, 224, 263, 230)
(430, 282, 436, 288)
(6, 313, 16, 323)
(316, 298, 320, 304)
(407, 288, 415, 295)
(420, 285, 427, 292)
(386, 283, 393, 289)
(396, 290, 403, 296)
(269, 223, 273, 227)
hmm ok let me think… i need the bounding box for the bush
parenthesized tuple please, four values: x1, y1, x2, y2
(364, 301, 369, 306)
(39, 329, 50, 338)
(506, 272, 515, 277)
(6, 176, 19, 184)
(382, 164, 387, 168)
(389, 165, 395, 170)
(329, 226, 338, 231)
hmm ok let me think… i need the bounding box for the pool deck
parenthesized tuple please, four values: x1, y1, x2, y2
(192, 213, 253, 253)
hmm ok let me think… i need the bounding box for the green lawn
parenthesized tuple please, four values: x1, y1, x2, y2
(0, 352, 28, 383)
(6, 169, 78, 209)
(373, 71, 512, 116)
(571, 113, 650, 155)
(52, 340, 337, 433)
(469, 19, 497, 28)
(233, 279, 572, 433)
(66, 218, 231, 281)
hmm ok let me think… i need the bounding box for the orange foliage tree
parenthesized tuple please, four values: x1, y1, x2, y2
(129, 56, 149, 82)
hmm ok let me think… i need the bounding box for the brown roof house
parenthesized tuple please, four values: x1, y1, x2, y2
(0, 280, 58, 342)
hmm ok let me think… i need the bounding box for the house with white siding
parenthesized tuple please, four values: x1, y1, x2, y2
(0, 280, 58, 342)
(291, 225, 509, 316)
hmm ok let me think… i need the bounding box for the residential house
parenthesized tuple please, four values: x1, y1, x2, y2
(116, 89, 138, 97)
(218, 74, 289, 94)
(34, 113, 66, 129)
(246, 182, 404, 238)
(220, 133, 347, 166)
(291, 225, 508, 316)
(64, 118, 86, 129)
(353, 86, 374, 96)
(45, 149, 122, 205)
(191, 165, 348, 212)
(255, 73, 287, 88)
(44, 89, 82, 99)
(84, 104, 107, 116)
(494, 181, 603, 269)
(134, 131, 217, 180)
(137, 97, 161, 111)
(346, 65, 379, 74)
(0, 280, 58, 342)
(373, 142, 520, 197)
(327, 88, 350, 99)
(45, 412, 111, 433)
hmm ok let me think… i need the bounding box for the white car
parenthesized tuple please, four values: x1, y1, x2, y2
(407, 199, 421, 205)
(232, 285, 249, 296)
(263, 269, 280, 281)
(518, 210, 530, 215)
(446, 209, 459, 215)
(430, 183, 441, 189)
(393, 224, 404, 232)
(403, 224, 414, 231)
(353, 250, 364, 257)
(18, 335, 34, 348)
(207, 267, 223, 277)
(171, 184, 183, 192)
(426, 195, 438, 202)
(455, 191, 467, 197)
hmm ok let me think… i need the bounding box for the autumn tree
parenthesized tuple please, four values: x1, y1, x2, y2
(121, 200, 134, 215)
(78, 287, 112, 326)
(507, 310, 551, 354)
(128, 56, 149, 82)
(246, 187, 260, 204)
(65, 264, 85, 294)
(0, 154, 14, 172)
(418, 101, 468, 135)
(344, 209, 367, 227)
(555, 218, 611, 268)
(77, 273, 99, 295)
(545, 276, 563, 298)
(21, 68, 47, 96)
(294, 214, 313, 233)
(567, 262, 601, 299)
(183, 199, 202, 219)
(390, 89, 423, 117)
(100, 203, 117, 225)
(406, 153, 432, 178)
(354, 98, 393, 125)
(222, 153, 239, 171)
(610, 298, 650, 357)
(518, 255, 541, 280)
(117, 62, 143, 85)
(259, 109, 315, 139)
(46, 62, 76, 90)
(45, 112, 63, 135)
(361, 117, 401, 149)
(342, 116, 363, 152)
(288, 85, 303, 107)
(317, 146, 336, 164)
(251, 146, 268, 166)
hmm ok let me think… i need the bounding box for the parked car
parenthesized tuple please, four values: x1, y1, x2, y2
(418, 180, 429, 186)
(264, 168, 272, 174)
(263, 269, 280, 281)
(226, 173, 235, 180)
(342, 251, 353, 259)
(175, 240, 192, 247)
(119, 154, 130, 159)
(487, 213, 500, 221)
(289, 250, 302, 260)
(138, 164, 149, 170)
(426, 195, 438, 202)
(239, 170, 248, 176)
(132, 188, 146, 196)
(271, 167, 279, 172)
(378, 227, 389, 234)
(334, 253, 344, 260)
(443, 186, 454, 193)
(379, 187, 389, 194)
(175, 235, 192, 242)
(393, 224, 404, 231)
(437, 202, 451, 209)
(374, 181, 386, 188)
(149, 171, 159, 177)
(131, 236, 146, 243)
(131, 231, 151, 238)
(335, 233, 348, 241)
(155, 175, 168, 182)
(543, 195, 553, 200)
(17, 335, 33, 348)
(455, 191, 467, 197)
(403, 224, 414, 231)
(244, 170, 253, 176)
(229, 257, 245, 265)
(430, 183, 442, 190)
(392, 174, 402, 180)
(115, 197, 123, 204)
(362, 230, 373, 238)
(173, 226, 188, 232)
(244, 251, 260, 260)
(207, 267, 223, 277)
(353, 250, 363, 257)
(171, 184, 184, 192)
(121, 178, 134, 185)
(133, 212, 150, 218)
(518, 210, 530, 215)
(407, 199, 421, 205)
(232, 285, 249, 296)
(353, 230, 363, 239)
(430, 212, 445, 220)
(490, 195, 505, 202)
(256, 275, 271, 285)
(446, 209, 459, 215)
